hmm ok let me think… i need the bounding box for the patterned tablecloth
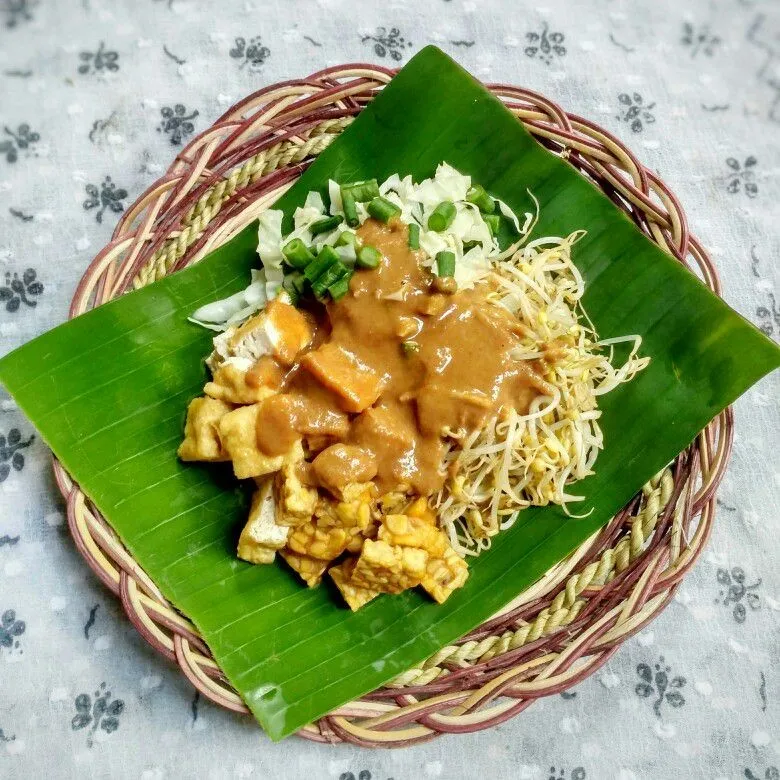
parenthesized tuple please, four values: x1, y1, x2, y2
(1, 0, 778, 778)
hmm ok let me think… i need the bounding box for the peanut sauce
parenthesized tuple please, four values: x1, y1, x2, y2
(255, 218, 546, 495)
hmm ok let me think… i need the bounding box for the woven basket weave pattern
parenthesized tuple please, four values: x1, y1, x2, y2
(55, 64, 732, 747)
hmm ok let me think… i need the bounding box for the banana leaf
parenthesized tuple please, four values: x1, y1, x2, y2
(1, 47, 778, 741)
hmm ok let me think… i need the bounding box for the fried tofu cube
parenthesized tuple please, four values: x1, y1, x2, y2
(246, 354, 286, 391)
(274, 461, 318, 527)
(303, 434, 338, 455)
(415, 385, 493, 438)
(329, 558, 381, 611)
(300, 343, 384, 413)
(378, 514, 449, 557)
(350, 539, 428, 594)
(178, 396, 233, 462)
(350, 407, 416, 483)
(230, 299, 313, 367)
(312, 444, 378, 499)
(218, 404, 285, 479)
(421, 546, 469, 604)
(204, 363, 278, 405)
(279, 549, 329, 587)
(237, 479, 289, 564)
(286, 521, 351, 561)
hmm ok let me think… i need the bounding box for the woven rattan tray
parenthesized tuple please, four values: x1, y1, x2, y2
(54, 64, 732, 746)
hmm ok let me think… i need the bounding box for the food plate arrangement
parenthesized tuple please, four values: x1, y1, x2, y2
(0, 48, 777, 745)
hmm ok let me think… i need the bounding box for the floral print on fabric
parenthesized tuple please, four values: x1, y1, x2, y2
(635, 657, 686, 716)
(71, 683, 124, 747)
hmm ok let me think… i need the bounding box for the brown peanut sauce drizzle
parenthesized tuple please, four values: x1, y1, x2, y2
(255, 218, 547, 496)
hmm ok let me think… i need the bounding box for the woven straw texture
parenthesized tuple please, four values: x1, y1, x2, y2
(53, 64, 732, 747)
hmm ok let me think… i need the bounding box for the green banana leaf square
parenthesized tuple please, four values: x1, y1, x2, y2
(1, 47, 777, 740)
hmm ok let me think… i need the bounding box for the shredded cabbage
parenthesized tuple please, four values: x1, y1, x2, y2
(191, 162, 537, 330)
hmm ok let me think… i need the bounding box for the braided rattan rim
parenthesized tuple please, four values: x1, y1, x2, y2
(53, 64, 733, 747)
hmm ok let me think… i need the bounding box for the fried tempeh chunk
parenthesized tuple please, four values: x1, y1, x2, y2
(315, 489, 373, 530)
(178, 396, 233, 462)
(350, 539, 428, 594)
(279, 549, 329, 587)
(329, 558, 381, 611)
(345, 532, 367, 554)
(404, 496, 437, 525)
(420, 546, 469, 604)
(218, 403, 286, 479)
(378, 514, 449, 558)
(286, 521, 351, 561)
(237, 479, 289, 564)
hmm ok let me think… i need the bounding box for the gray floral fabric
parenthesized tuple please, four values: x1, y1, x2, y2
(1, 0, 778, 778)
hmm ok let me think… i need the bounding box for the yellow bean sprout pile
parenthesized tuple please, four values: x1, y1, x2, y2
(434, 229, 649, 557)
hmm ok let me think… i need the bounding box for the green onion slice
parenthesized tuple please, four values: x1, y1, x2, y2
(335, 230, 359, 248)
(367, 196, 401, 223)
(483, 214, 501, 236)
(311, 261, 350, 300)
(427, 201, 456, 232)
(304, 245, 340, 283)
(310, 215, 343, 237)
(436, 250, 456, 277)
(282, 238, 316, 270)
(408, 223, 420, 250)
(341, 179, 380, 203)
(466, 185, 496, 214)
(282, 272, 307, 304)
(341, 192, 359, 228)
(328, 276, 351, 301)
(356, 245, 382, 269)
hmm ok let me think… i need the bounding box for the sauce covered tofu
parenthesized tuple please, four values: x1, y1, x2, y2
(300, 343, 384, 414)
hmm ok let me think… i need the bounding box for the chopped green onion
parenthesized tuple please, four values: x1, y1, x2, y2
(367, 196, 401, 223)
(328, 276, 351, 301)
(408, 223, 420, 250)
(304, 245, 339, 283)
(339, 179, 380, 228)
(341, 179, 380, 203)
(401, 341, 420, 356)
(436, 250, 456, 278)
(483, 214, 501, 236)
(282, 238, 316, 269)
(427, 201, 456, 232)
(335, 230, 359, 248)
(462, 239, 481, 252)
(282, 272, 306, 304)
(466, 185, 496, 214)
(310, 215, 343, 236)
(356, 245, 382, 269)
(341, 192, 359, 228)
(311, 261, 349, 300)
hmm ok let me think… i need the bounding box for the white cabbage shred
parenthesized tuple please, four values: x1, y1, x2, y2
(190, 162, 536, 332)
